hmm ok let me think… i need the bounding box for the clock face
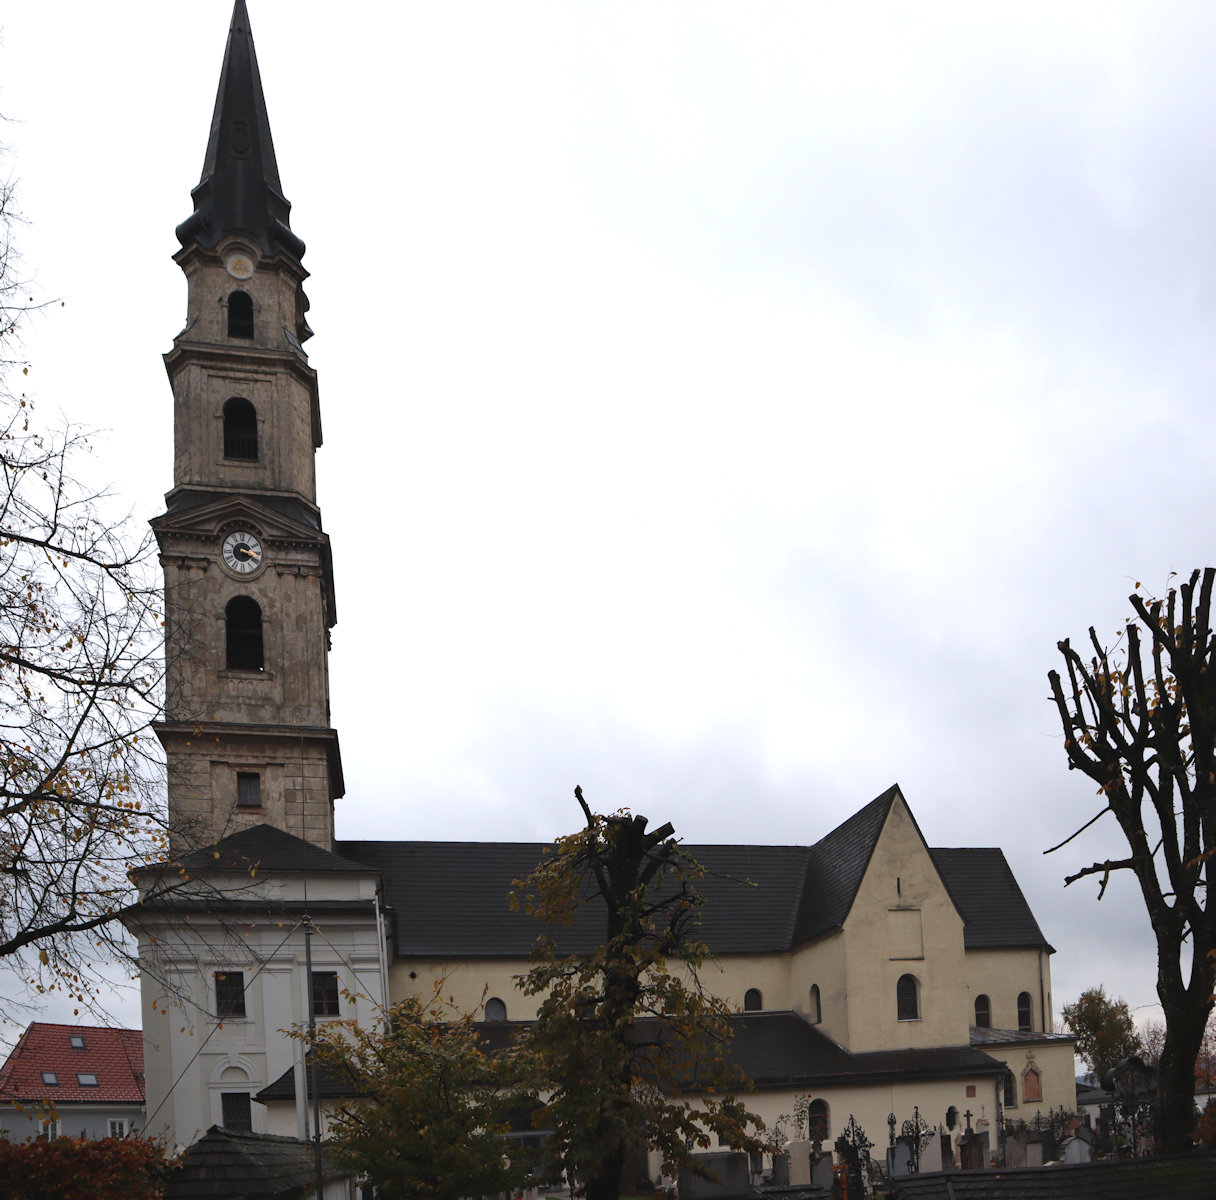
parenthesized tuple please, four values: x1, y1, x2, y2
(225, 252, 255, 280)
(222, 530, 264, 575)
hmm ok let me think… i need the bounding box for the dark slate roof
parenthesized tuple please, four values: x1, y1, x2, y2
(337, 838, 808, 958)
(176, 825, 374, 875)
(167, 1126, 345, 1199)
(933, 848, 1054, 951)
(792, 786, 898, 945)
(338, 786, 1051, 959)
(970, 1027, 1074, 1049)
(256, 1052, 362, 1104)
(889, 1151, 1216, 1199)
(725, 1012, 1005, 1089)
(175, 0, 305, 266)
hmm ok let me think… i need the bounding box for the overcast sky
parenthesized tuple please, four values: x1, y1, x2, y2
(3, 1, 1212, 1040)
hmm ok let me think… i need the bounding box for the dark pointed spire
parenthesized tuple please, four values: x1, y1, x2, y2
(176, 0, 305, 264)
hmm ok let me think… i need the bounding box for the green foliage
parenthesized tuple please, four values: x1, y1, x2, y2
(0, 1136, 174, 1200)
(512, 788, 762, 1200)
(1062, 986, 1142, 1079)
(297, 991, 534, 1200)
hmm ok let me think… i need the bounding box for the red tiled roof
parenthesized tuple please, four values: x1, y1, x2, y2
(0, 1022, 144, 1104)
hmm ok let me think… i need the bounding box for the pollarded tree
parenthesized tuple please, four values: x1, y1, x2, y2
(512, 788, 762, 1200)
(1061, 986, 1142, 1081)
(1048, 568, 1216, 1152)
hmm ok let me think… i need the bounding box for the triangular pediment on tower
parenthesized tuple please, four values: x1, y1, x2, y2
(155, 491, 324, 545)
(153, 491, 336, 628)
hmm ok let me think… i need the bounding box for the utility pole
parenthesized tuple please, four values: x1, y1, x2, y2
(304, 916, 324, 1199)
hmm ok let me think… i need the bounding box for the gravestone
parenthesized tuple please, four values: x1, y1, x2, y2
(886, 1142, 913, 1177)
(811, 1153, 835, 1191)
(919, 1130, 943, 1173)
(785, 1138, 811, 1186)
(678, 1153, 750, 1200)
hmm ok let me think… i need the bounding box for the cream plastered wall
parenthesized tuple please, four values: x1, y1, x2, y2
(790, 931, 848, 1045)
(391, 958, 538, 1019)
(840, 796, 970, 1052)
(986, 1038, 1077, 1118)
(698, 952, 794, 1012)
(962, 947, 1054, 1033)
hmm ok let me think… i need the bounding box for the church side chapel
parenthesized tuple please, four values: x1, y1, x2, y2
(126, 0, 1077, 1176)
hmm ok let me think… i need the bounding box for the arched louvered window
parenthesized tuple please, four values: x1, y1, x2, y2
(225, 596, 264, 671)
(223, 397, 258, 460)
(743, 988, 763, 1012)
(485, 997, 507, 1022)
(975, 994, 991, 1028)
(228, 290, 254, 339)
(897, 974, 919, 1021)
(1017, 991, 1033, 1032)
(809, 984, 822, 1024)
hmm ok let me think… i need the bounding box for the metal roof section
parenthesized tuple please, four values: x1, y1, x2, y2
(175, 0, 305, 266)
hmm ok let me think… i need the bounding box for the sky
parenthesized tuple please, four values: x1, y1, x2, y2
(2, 1, 1213, 1040)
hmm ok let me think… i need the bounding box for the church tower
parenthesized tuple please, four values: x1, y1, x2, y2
(154, 0, 343, 851)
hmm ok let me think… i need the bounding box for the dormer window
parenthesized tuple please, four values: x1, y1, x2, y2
(227, 290, 254, 339)
(225, 597, 264, 671)
(223, 397, 258, 460)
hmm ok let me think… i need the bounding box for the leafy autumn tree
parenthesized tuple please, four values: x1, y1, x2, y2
(512, 788, 762, 1200)
(1061, 987, 1142, 1081)
(1048, 568, 1216, 1151)
(0, 1135, 175, 1200)
(297, 992, 534, 1200)
(0, 154, 169, 1016)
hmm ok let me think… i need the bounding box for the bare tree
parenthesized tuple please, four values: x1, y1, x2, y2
(1048, 568, 1216, 1152)
(0, 156, 171, 1018)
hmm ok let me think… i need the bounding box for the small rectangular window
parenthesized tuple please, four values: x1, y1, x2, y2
(215, 970, 247, 1018)
(69, 1034, 86, 1050)
(44, 1120, 59, 1140)
(77, 1072, 99, 1086)
(109, 1119, 128, 1138)
(41, 1071, 58, 1086)
(312, 970, 340, 1016)
(221, 1092, 253, 1132)
(236, 772, 262, 808)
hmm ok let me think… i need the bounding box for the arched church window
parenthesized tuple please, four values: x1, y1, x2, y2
(225, 596, 264, 670)
(1017, 991, 1033, 1032)
(809, 984, 821, 1024)
(808, 1098, 829, 1142)
(743, 988, 763, 1012)
(975, 993, 991, 1028)
(228, 290, 254, 339)
(223, 397, 258, 460)
(485, 997, 507, 1022)
(897, 974, 919, 1021)
(1003, 1069, 1018, 1107)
